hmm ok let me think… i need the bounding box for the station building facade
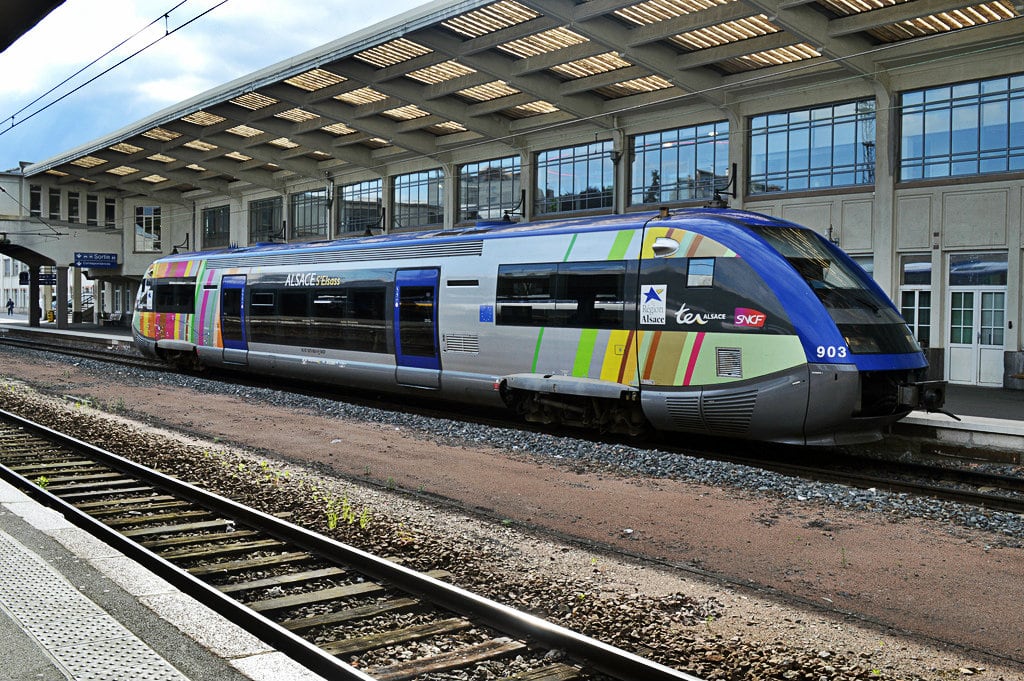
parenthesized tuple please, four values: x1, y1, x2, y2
(0, 2, 1021, 389)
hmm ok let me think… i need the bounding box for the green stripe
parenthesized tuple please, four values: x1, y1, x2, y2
(561, 233, 578, 262)
(530, 327, 545, 372)
(573, 328, 598, 377)
(608, 230, 634, 260)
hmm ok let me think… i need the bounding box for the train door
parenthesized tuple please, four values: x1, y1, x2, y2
(394, 268, 440, 389)
(220, 275, 248, 365)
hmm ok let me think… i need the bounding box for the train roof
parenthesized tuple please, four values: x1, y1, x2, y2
(156, 207, 802, 266)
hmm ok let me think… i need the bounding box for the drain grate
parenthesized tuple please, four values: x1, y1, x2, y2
(0, 529, 189, 681)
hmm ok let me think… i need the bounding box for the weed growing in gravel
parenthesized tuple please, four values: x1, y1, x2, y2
(322, 494, 371, 532)
(34, 475, 49, 489)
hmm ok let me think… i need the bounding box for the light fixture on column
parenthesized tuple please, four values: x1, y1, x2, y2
(171, 234, 190, 254)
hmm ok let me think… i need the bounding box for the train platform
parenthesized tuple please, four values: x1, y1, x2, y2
(0, 476, 326, 681)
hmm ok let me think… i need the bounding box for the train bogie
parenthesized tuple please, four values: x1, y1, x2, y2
(133, 208, 944, 445)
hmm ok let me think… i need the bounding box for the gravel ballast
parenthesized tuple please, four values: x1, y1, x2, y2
(1, 347, 1022, 680)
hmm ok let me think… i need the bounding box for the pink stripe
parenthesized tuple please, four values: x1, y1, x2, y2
(682, 332, 704, 386)
(198, 290, 211, 344)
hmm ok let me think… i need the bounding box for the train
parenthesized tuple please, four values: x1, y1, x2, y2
(132, 207, 946, 446)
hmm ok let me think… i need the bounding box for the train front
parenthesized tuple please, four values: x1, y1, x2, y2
(745, 219, 946, 444)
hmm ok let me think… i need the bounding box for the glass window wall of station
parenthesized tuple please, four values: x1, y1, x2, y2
(749, 99, 876, 194)
(290, 188, 330, 240)
(459, 156, 522, 222)
(393, 169, 443, 231)
(535, 140, 613, 215)
(900, 73, 1024, 180)
(630, 121, 729, 206)
(339, 179, 383, 234)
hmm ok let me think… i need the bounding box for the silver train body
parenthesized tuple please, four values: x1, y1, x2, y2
(133, 209, 944, 445)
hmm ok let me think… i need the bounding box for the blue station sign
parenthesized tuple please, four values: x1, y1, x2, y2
(74, 252, 119, 268)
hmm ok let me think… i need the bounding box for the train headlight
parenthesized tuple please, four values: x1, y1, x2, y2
(842, 332, 880, 354)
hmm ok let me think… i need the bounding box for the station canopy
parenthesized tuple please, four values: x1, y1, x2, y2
(24, 0, 1023, 201)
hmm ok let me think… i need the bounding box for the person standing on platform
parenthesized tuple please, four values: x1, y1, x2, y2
(5, 298, 13, 315)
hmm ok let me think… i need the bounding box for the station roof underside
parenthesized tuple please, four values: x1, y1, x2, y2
(24, 0, 1023, 202)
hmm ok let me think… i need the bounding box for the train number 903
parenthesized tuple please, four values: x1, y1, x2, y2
(815, 345, 848, 359)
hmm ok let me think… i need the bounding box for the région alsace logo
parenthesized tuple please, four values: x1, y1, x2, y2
(734, 307, 767, 328)
(639, 284, 667, 325)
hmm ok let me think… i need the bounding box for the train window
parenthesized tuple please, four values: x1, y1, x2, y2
(496, 261, 625, 328)
(687, 258, 715, 287)
(152, 277, 196, 314)
(251, 291, 275, 313)
(249, 285, 387, 353)
(560, 261, 625, 328)
(496, 264, 557, 326)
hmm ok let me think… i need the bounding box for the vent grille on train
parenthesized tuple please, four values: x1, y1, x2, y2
(703, 390, 757, 434)
(443, 334, 480, 353)
(207, 241, 483, 270)
(665, 389, 757, 435)
(665, 395, 703, 431)
(716, 347, 742, 378)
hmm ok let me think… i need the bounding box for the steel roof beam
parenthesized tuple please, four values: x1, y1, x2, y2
(410, 27, 612, 125)
(738, 0, 880, 77)
(828, 0, 992, 37)
(518, 0, 728, 109)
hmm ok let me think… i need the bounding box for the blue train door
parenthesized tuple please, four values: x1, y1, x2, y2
(394, 268, 440, 389)
(220, 275, 248, 365)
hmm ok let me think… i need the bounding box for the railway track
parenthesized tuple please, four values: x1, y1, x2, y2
(4, 326, 1023, 515)
(0, 408, 702, 681)
(697, 447, 1024, 515)
(0, 328, 163, 371)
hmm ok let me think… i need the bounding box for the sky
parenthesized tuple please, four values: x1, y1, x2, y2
(0, 0, 430, 172)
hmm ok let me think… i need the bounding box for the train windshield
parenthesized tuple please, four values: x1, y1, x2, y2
(749, 226, 920, 355)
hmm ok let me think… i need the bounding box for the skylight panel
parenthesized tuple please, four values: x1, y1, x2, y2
(457, 80, 520, 101)
(382, 104, 431, 121)
(353, 38, 432, 68)
(230, 92, 278, 110)
(406, 60, 477, 84)
(671, 15, 778, 50)
(442, 0, 539, 38)
(275, 108, 319, 123)
(109, 142, 144, 154)
(181, 111, 226, 126)
(334, 87, 388, 106)
(70, 156, 107, 168)
(285, 68, 346, 91)
(549, 52, 632, 79)
(142, 127, 181, 142)
(321, 122, 357, 136)
(615, 0, 734, 26)
(183, 140, 218, 152)
(226, 124, 264, 138)
(499, 27, 589, 58)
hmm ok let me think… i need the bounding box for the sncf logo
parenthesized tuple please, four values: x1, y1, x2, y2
(734, 308, 766, 328)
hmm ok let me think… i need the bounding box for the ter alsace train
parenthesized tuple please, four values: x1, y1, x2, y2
(132, 208, 945, 445)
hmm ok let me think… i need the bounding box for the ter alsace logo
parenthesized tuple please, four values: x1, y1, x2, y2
(734, 308, 767, 328)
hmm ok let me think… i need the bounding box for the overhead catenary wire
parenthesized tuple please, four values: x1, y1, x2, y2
(0, 0, 230, 138)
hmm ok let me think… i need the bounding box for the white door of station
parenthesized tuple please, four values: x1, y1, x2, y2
(947, 288, 1005, 386)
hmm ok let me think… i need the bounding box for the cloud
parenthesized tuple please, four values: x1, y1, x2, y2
(1, 0, 427, 168)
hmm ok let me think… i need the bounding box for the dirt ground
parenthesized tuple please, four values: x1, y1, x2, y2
(2, 352, 1022, 679)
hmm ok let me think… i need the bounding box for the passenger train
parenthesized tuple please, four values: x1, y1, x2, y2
(132, 208, 945, 445)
